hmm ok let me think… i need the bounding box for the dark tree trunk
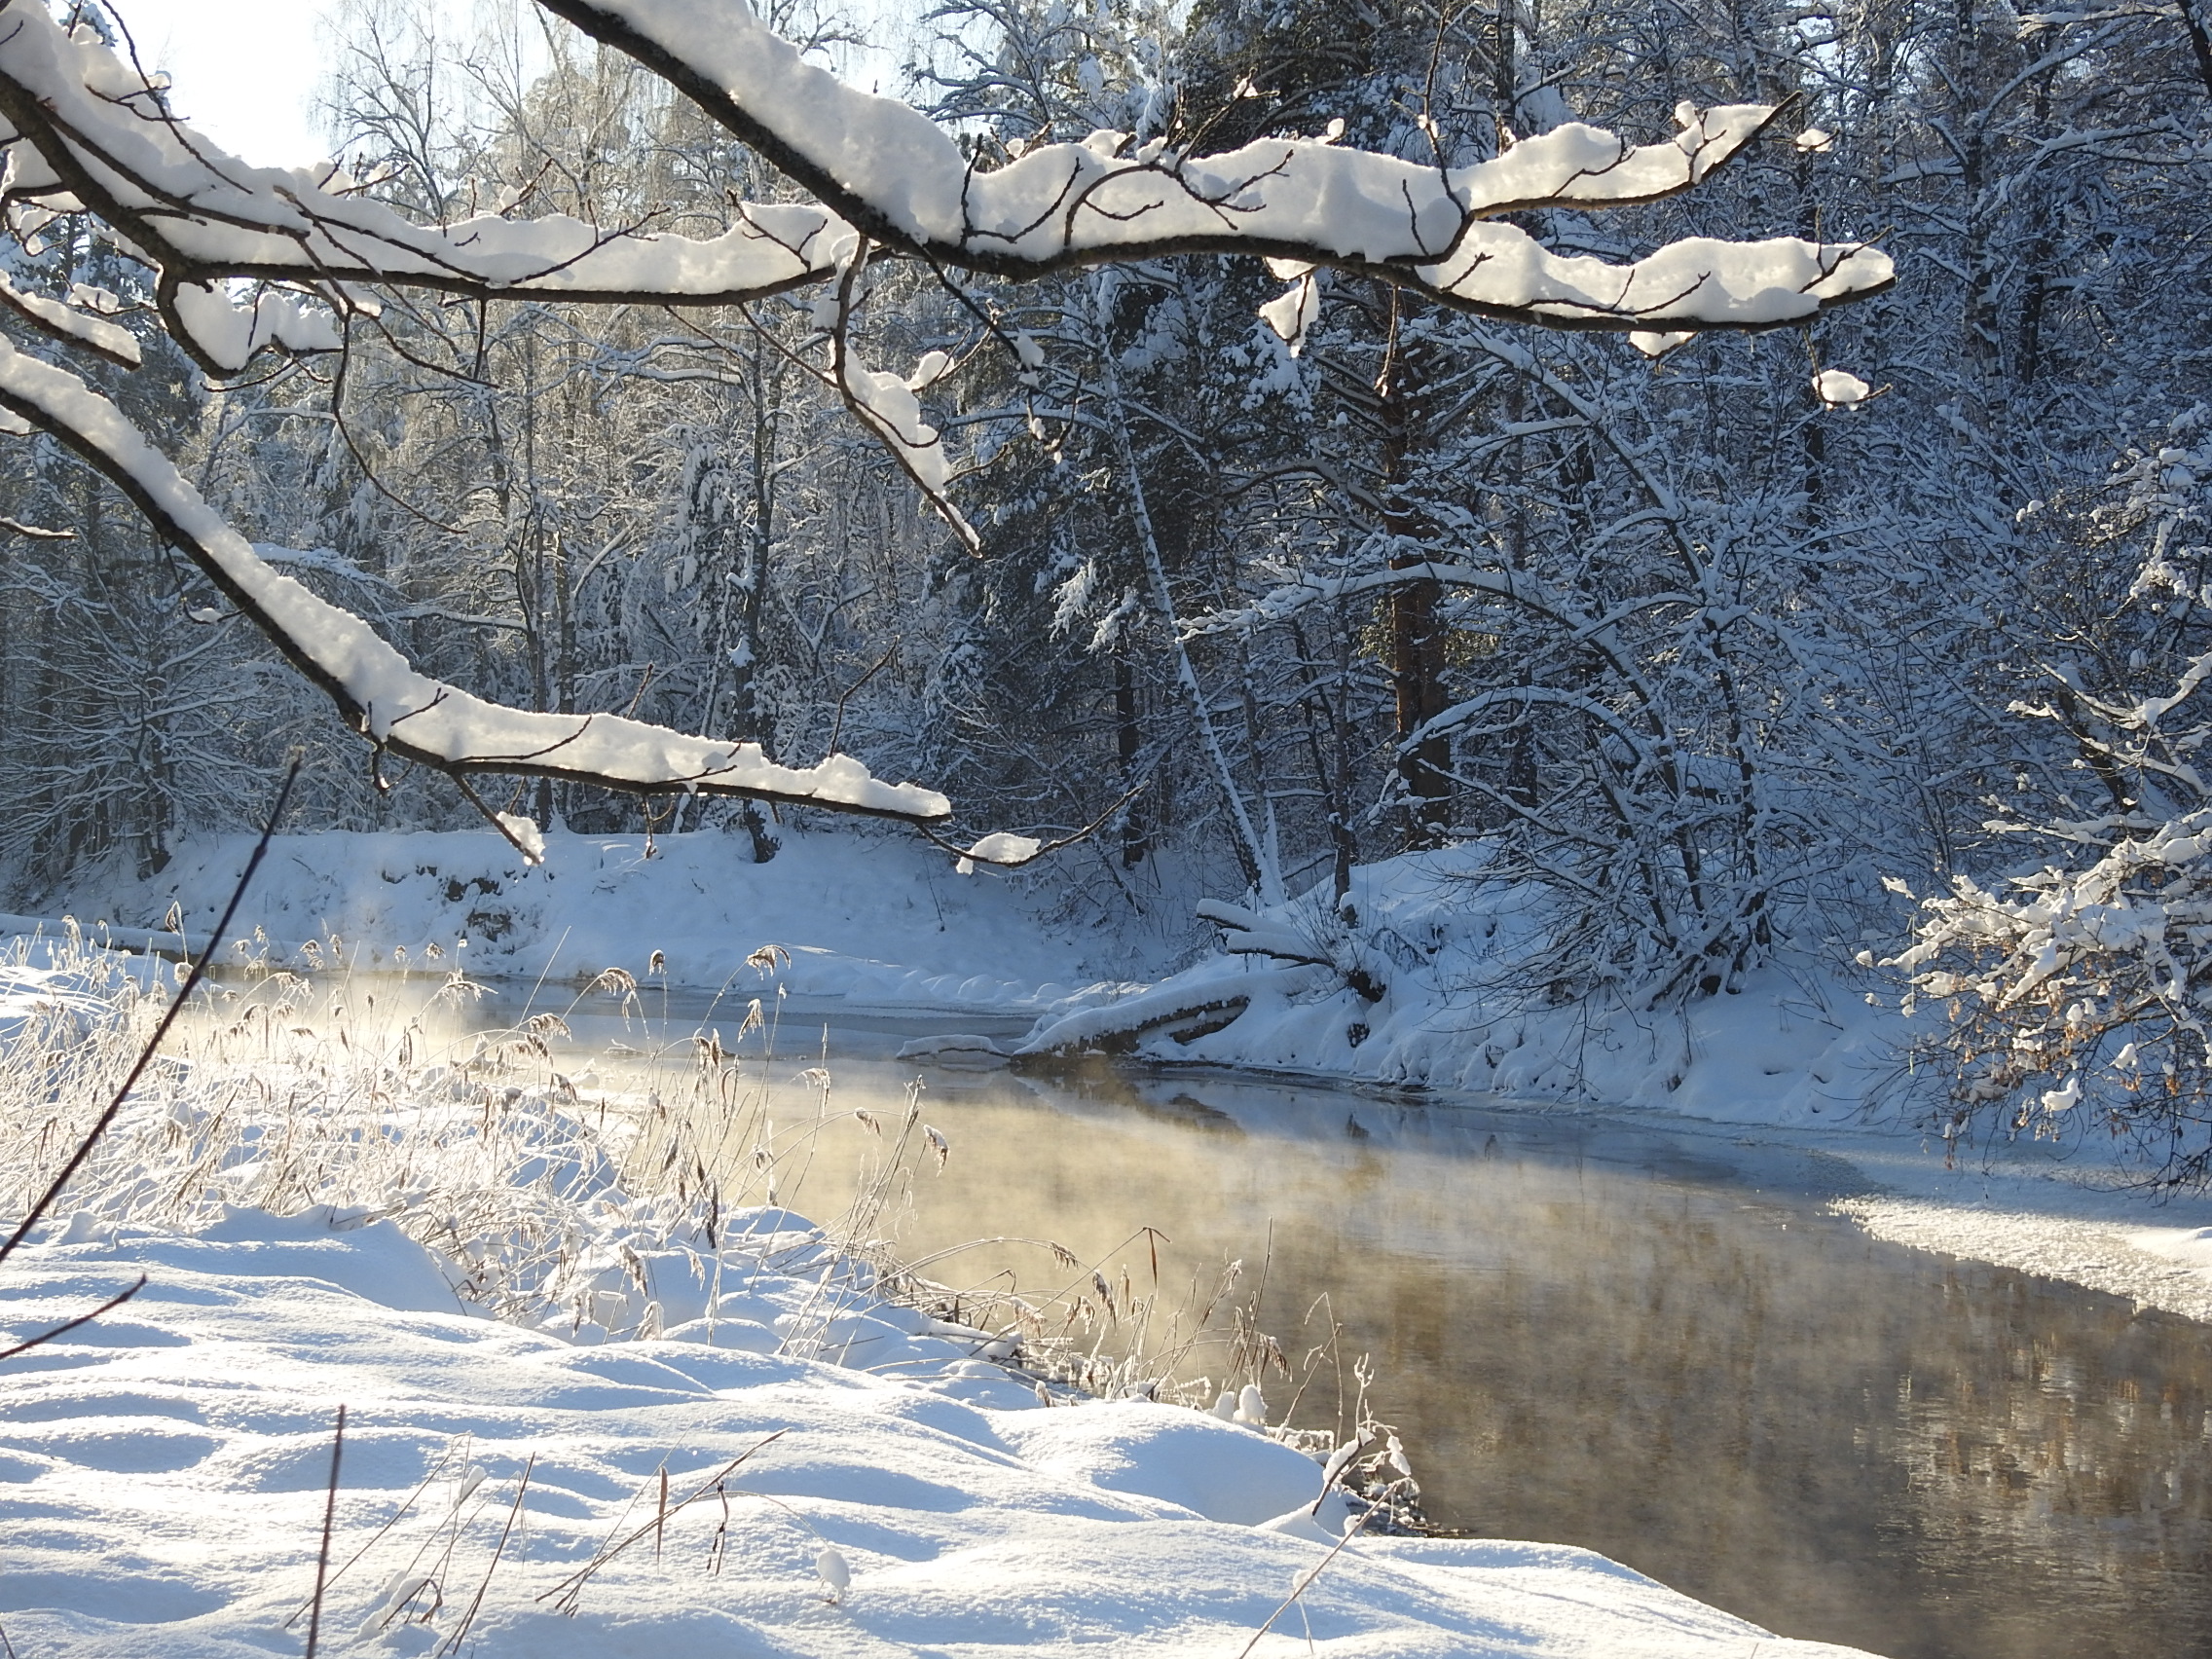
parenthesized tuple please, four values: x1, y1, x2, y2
(1378, 302, 1452, 846)
(1115, 653, 1147, 866)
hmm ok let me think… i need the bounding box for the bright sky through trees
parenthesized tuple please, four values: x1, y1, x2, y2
(104, 0, 330, 165)
(103, 0, 910, 168)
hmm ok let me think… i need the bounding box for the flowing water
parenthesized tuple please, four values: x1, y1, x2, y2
(233, 976, 2212, 1658)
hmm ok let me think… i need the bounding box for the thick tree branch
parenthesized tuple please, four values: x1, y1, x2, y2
(0, 2, 1891, 351)
(0, 331, 950, 823)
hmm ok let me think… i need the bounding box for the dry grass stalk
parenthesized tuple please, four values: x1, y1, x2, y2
(536, 1431, 786, 1615)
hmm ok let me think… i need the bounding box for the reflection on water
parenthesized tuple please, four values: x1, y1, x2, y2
(797, 1060, 2212, 1659)
(206, 977, 2212, 1659)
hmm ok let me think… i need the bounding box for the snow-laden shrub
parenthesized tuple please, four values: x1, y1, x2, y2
(1897, 413, 2212, 1186)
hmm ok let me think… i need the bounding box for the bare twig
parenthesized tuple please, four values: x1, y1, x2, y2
(1233, 1491, 1387, 1659)
(0, 1272, 145, 1362)
(305, 1403, 348, 1659)
(915, 780, 1150, 868)
(441, 1453, 534, 1656)
(283, 1439, 463, 1628)
(0, 755, 301, 1272)
(537, 1430, 786, 1613)
(827, 643, 898, 759)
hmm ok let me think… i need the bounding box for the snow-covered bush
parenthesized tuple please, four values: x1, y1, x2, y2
(1897, 411, 2212, 1186)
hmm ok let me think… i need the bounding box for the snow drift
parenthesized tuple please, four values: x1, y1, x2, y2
(0, 1206, 1880, 1658)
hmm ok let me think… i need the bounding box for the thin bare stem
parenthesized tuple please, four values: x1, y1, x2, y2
(0, 756, 301, 1272)
(305, 1403, 349, 1659)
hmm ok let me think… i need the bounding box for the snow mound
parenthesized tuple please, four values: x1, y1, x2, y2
(0, 1208, 1879, 1657)
(1023, 848, 1911, 1130)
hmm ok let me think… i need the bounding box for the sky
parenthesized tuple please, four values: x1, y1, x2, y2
(101, 1, 916, 170)
(104, 1, 333, 166)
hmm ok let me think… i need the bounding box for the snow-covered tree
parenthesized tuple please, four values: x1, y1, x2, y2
(0, 0, 1887, 859)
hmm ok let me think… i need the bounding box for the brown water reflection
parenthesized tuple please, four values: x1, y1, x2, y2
(260, 980, 2212, 1659)
(760, 1046, 2212, 1659)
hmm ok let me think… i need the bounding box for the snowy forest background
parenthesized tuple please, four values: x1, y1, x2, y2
(2, 0, 2209, 1145)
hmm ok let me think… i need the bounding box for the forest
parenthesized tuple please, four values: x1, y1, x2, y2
(2, 0, 2206, 1163)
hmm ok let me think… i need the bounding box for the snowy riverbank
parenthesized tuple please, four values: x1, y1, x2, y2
(20, 825, 2212, 1329)
(1004, 845, 2212, 1324)
(1020, 846, 1910, 1124)
(0, 1206, 1887, 1659)
(33, 825, 1119, 1011)
(23, 830, 1907, 1121)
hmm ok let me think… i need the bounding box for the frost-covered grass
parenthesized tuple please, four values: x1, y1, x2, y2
(0, 933, 1211, 1380)
(1, 937, 711, 1335)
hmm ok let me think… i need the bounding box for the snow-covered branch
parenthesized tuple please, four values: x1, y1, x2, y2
(0, 327, 950, 824)
(0, 3, 1890, 346)
(0, 263, 136, 364)
(535, 0, 1891, 326)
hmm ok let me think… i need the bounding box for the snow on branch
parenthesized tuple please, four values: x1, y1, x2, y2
(166, 280, 340, 372)
(0, 2, 1890, 338)
(535, 0, 1892, 328)
(0, 5, 851, 367)
(0, 328, 951, 824)
(0, 262, 136, 364)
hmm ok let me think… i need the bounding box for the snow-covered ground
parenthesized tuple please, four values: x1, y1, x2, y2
(9, 825, 2212, 1654)
(0, 1206, 1884, 1659)
(32, 824, 1121, 1011)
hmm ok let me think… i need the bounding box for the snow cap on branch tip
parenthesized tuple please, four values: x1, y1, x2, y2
(953, 830, 1044, 875)
(495, 813, 546, 864)
(905, 350, 952, 391)
(1814, 368, 1873, 407)
(1260, 275, 1319, 357)
(0, 269, 139, 366)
